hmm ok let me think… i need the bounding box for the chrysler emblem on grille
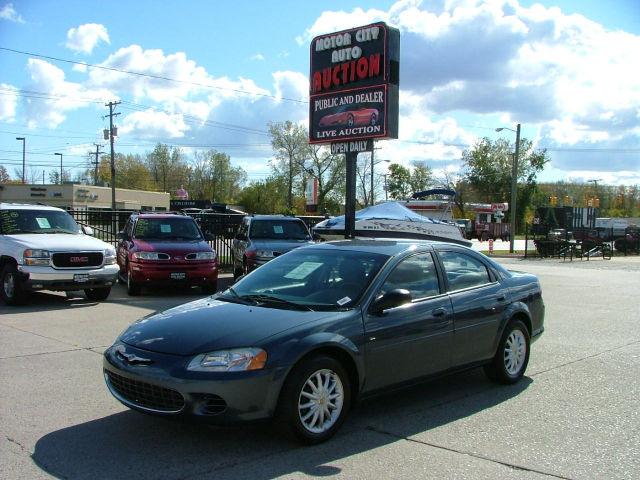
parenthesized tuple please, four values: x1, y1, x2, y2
(115, 347, 153, 366)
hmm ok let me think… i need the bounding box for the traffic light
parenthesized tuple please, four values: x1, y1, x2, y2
(563, 195, 571, 205)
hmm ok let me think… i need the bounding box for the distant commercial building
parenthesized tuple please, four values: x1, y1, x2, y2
(0, 183, 169, 211)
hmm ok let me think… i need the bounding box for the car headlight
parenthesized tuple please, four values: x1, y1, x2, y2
(255, 250, 275, 258)
(132, 251, 165, 260)
(186, 251, 217, 260)
(23, 249, 50, 266)
(186, 348, 267, 372)
(105, 247, 117, 265)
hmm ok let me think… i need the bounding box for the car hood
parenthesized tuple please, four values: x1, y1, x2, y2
(249, 239, 314, 253)
(119, 297, 333, 356)
(6, 233, 112, 252)
(132, 239, 212, 253)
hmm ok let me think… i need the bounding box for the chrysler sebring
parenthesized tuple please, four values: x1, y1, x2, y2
(103, 239, 544, 444)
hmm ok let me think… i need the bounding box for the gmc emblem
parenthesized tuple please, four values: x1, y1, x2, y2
(70, 256, 89, 263)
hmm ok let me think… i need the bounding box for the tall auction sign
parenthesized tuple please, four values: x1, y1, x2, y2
(309, 22, 400, 238)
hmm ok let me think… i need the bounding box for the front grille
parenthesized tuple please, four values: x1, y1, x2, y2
(52, 252, 103, 268)
(105, 370, 184, 412)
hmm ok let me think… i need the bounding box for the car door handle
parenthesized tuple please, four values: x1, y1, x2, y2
(496, 295, 506, 302)
(432, 307, 447, 317)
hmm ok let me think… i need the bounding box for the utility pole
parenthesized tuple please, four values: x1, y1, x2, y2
(509, 124, 521, 254)
(93, 144, 104, 186)
(16, 137, 25, 183)
(54, 153, 63, 184)
(104, 101, 121, 210)
(370, 142, 375, 206)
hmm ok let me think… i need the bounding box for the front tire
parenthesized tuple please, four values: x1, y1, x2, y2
(126, 265, 141, 296)
(84, 287, 111, 301)
(1, 263, 27, 306)
(276, 355, 351, 444)
(484, 319, 530, 384)
(201, 282, 218, 295)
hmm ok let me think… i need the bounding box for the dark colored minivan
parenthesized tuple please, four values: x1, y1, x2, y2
(231, 215, 315, 279)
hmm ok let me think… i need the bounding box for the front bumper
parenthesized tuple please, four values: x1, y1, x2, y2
(103, 343, 286, 424)
(18, 264, 119, 291)
(129, 261, 218, 286)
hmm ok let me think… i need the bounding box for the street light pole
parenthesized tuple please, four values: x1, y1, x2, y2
(496, 123, 521, 254)
(54, 153, 63, 184)
(16, 137, 25, 183)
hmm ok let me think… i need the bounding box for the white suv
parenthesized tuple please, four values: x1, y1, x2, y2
(0, 203, 119, 305)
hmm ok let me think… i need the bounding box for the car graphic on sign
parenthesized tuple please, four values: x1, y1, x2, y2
(319, 108, 379, 128)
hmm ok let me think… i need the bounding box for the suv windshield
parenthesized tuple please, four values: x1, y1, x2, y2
(0, 209, 80, 234)
(223, 248, 388, 310)
(134, 217, 202, 240)
(249, 219, 310, 240)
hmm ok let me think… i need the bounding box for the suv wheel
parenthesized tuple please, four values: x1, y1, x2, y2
(126, 265, 141, 296)
(1, 263, 27, 306)
(84, 287, 111, 301)
(202, 282, 218, 295)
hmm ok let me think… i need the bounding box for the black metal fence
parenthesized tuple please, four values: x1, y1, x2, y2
(68, 210, 327, 270)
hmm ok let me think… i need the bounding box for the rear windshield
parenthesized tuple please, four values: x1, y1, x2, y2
(134, 217, 202, 240)
(0, 209, 80, 235)
(249, 219, 310, 240)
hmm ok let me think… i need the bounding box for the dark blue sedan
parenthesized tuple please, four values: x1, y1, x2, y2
(103, 239, 544, 444)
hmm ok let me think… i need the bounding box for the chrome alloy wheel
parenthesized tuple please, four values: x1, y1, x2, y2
(3, 271, 15, 298)
(504, 329, 527, 375)
(298, 369, 344, 434)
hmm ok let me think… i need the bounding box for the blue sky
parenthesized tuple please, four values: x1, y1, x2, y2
(1, 0, 639, 187)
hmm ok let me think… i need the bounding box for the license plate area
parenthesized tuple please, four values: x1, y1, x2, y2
(74, 274, 90, 283)
(170, 272, 186, 280)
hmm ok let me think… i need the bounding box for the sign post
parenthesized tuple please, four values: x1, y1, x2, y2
(309, 22, 399, 239)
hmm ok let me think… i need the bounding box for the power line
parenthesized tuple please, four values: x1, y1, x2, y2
(0, 46, 308, 104)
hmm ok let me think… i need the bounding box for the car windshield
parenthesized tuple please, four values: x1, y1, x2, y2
(221, 248, 389, 311)
(0, 209, 81, 234)
(134, 217, 202, 240)
(249, 219, 310, 240)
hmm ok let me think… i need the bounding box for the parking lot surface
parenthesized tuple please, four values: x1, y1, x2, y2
(1, 256, 639, 479)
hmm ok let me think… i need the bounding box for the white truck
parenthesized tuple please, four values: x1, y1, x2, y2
(0, 203, 119, 305)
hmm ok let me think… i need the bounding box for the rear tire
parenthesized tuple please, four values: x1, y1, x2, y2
(84, 287, 111, 301)
(275, 355, 351, 444)
(1, 263, 27, 306)
(484, 319, 530, 384)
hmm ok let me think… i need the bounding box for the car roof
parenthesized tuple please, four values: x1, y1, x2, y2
(0, 202, 64, 212)
(247, 215, 304, 222)
(134, 213, 193, 219)
(308, 238, 467, 256)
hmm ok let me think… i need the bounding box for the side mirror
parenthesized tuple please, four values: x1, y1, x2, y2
(235, 233, 247, 241)
(369, 289, 412, 314)
(204, 232, 215, 241)
(82, 225, 94, 236)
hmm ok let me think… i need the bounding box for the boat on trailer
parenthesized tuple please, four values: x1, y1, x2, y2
(313, 197, 471, 247)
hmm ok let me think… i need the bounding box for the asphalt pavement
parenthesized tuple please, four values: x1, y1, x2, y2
(1, 255, 639, 479)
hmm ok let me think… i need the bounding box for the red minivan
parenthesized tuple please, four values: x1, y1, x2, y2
(117, 212, 218, 296)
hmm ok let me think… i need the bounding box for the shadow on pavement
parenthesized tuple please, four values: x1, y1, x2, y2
(33, 370, 532, 479)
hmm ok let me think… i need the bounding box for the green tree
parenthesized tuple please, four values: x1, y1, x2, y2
(462, 137, 548, 233)
(146, 143, 189, 193)
(238, 176, 289, 214)
(300, 144, 345, 214)
(269, 121, 308, 209)
(387, 163, 412, 200)
(190, 150, 246, 202)
(409, 161, 434, 193)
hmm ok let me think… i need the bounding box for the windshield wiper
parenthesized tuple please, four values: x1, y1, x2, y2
(240, 294, 314, 311)
(216, 287, 255, 305)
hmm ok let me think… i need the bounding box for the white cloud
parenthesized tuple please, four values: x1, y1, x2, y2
(24, 59, 114, 128)
(250, 53, 265, 61)
(65, 23, 110, 54)
(0, 83, 18, 121)
(0, 3, 24, 23)
(120, 109, 189, 139)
